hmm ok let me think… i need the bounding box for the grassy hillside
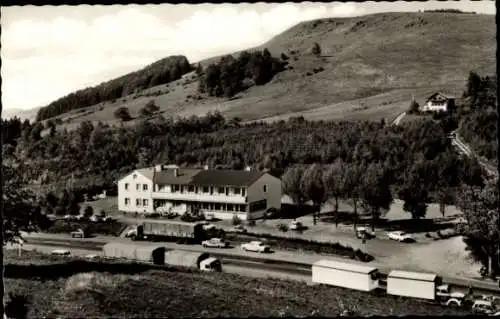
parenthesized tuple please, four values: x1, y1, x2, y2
(39, 11, 495, 131)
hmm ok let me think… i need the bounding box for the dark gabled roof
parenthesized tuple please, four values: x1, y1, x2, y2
(153, 168, 202, 185)
(189, 170, 266, 187)
(426, 91, 456, 101)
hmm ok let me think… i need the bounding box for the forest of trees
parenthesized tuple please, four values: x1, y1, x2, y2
(35, 55, 193, 121)
(458, 72, 497, 162)
(197, 49, 285, 98)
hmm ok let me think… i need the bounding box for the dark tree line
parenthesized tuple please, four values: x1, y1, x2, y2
(11, 108, 484, 212)
(198, 49, 285, 98)
(36, 55, 193, 121)
(458, 72, 497, 161)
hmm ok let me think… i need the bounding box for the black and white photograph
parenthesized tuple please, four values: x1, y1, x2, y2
(1, 1, 498, 317)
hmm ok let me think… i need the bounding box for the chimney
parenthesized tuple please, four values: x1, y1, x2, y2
(155, 164, 162, 171)
(204, 165, 209, 170)
(174, 168, 179, 177)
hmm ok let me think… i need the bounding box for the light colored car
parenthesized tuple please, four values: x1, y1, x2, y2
(201, 222, 216, 231)
(63, 214, 75, 221)
(241, 241, 271, 253)
(85, 254, 98, 259)
(202, 238, 228, 248)
(356, 227, 376, 239)
(230, 225, 247, 233)
(51, 249, 71, 256)
(289, 220, 303, 231)
(71, 228, 87, 238)
(387, 231, 414, 242)
(472, 300, 496, 315)
(125, 228, 137, 238)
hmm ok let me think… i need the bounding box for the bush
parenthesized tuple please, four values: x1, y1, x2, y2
(277, 223, 289, 232)
(5, 293, 29, 319)
(232, 215, 242, 226)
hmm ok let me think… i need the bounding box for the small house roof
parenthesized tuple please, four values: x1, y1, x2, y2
(388, 270, 438, 282)
(426, 91, 456, 101)
(313, 259, 378, 274)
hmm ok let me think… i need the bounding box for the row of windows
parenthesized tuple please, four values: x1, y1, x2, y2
(124, 198, 149, 207)
(124, 183, 268, 195)
(124, 183, 148, 191)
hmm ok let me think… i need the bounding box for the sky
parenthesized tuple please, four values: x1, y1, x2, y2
(1, 1, 496, 112)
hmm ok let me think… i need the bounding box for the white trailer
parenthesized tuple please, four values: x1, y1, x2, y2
(387, 270, 439, 300)
(312, 260, 380, 292)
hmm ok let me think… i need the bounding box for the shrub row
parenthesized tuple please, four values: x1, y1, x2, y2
(46, 220, 127, 237)
(225, 232, 374, 262)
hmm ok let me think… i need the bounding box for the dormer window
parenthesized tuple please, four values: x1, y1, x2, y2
(133, 174, 137, 179)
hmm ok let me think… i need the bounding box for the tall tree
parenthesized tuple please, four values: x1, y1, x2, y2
(343, 162, 363, 232)
(456, 178, 499, 277)
(360, 163, 393, 231)
(300, 164, 326, 225)
(311, 42, 322, 56)
(281, 166, 306, 218)
(322, 159, 345, 215)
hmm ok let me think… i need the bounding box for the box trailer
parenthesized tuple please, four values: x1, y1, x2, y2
(387, 270, 440, 300)
(133, 220, 217, 244)
(312, 260, 380, 292)
(103, 242, 166, 265)
(165, 250, 222, 272)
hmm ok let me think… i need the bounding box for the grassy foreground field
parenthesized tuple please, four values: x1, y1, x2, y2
(4, 250, 471, 317)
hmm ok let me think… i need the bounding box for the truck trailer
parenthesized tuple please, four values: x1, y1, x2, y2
(164, 250, 222, 272)
(132, 220, 220, 244)
(312, 259, 380, 292)
(102, 242, 166, 265)
(386, 270, 441, 300)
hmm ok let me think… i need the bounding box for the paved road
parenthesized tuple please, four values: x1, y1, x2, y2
(452, 130, 498, 177)
(6, 242, 313, 284)
(391, 112, 406, 126)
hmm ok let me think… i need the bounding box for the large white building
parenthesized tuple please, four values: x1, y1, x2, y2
(117, 165, 282, 220)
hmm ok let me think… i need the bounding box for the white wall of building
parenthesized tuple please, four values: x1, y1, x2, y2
(247, 173, 282, 219)
(117, 171, 154, 213)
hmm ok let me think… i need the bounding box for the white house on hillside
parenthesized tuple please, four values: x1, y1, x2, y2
(420, 92, 456, 112)
(117, 165, 282, 220)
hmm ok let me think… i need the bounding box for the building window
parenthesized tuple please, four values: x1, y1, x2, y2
(136, 199, 141, 206)
(125, 183, 129, 191)
(242, 188, 246, 196)
(263, 185, 268, 193)
(172, 185, 179, 192)
(215, 203, 221, 210)
(180, 186, 185, 193)
(143, 199, 148, 206)
(227, 204, 234, 211)
(125, 198, 130, 205)
(240, 205, 247, 212)
(143, 184, 148, 191)
(203, 186, 209, 193)
(234, 187, 241, 195)
(133, 174, 137, 179)
(195, 186, 199, 193)
(210, 187, 214, 194)
(136, 184, 140, 191)
(218, 187, 225, 194)
(188, 185, 195, 193)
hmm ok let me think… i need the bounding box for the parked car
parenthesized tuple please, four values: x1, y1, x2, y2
(202, 238, 229, 248)
(387, 231, 414, 242)
(230, 225, 247, 233)
(89, 215, 101, 223)
(63, 214, 76, 221)
(356, 227, 376, 239)
(289, 220, 303, 231)
(472, 300, 496, 315)
(85, 254, 98, 259)
(71, 228, 89, 238)
(51, 249, 71, 256)
(200, 222, 216, 231)
(125, 227, 137, 238)
(241, 241, 271, 253)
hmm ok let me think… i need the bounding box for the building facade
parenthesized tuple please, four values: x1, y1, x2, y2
(117, 165, 282, 220)
(420, 92, 456, 112)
